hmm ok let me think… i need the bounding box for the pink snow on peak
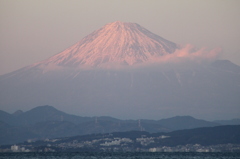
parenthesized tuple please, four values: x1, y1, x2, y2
(37, 21, 178, 68)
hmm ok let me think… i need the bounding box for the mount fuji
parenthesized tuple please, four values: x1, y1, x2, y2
(0, 21, 240, 120)
(36, 21, 178, 68)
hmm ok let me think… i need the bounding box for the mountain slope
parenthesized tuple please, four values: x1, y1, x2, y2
(16, 105, 92, 126)
(35, 21, 178, 68)
(14, 125, 240, 152)
(158, 116, 220, 130)
(214, 119, 240, 125)
(0, 110, 16, 126)
(163, 125, 240, 146)
(211, 60, 240, 74)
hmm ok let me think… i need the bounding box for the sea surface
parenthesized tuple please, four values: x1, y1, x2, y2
(0, 152, 240, 159)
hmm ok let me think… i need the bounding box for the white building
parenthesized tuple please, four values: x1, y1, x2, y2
(11, 145, 19, 152)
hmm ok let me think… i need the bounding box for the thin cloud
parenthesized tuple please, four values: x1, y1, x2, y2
(152, 44, 222, 64)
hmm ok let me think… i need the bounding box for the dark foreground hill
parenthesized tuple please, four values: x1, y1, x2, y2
(6, 125, 240, 152)
(0, 105, 221, 145)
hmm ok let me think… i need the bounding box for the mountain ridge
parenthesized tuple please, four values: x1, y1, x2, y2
(0, 105, 224, 145)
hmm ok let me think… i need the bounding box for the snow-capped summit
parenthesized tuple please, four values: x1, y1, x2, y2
(36, 21, 178, 68)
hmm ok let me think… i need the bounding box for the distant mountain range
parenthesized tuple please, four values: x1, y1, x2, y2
(0, 105, 239, 145)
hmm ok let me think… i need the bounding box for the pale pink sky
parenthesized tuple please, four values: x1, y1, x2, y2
(0, 0, 240, 75)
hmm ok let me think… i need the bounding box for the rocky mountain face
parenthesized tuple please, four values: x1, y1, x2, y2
(0, 21, 240, 120)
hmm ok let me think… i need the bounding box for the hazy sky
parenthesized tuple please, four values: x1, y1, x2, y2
(0, 0, 240, 75)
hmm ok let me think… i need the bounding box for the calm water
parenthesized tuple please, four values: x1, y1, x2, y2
(0, 152, 240, 159)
